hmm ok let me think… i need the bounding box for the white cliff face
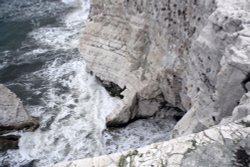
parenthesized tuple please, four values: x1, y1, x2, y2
(175, 0, 250, 136)
(80, 0, 250, 136)
(80, 0, 215, 127)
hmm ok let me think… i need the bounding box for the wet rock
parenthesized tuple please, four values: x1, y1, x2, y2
(20, 160, 37, 167)
(0, 84, 38, 134)
(96, 76, 126, 99)
(0, 135, 20, 151)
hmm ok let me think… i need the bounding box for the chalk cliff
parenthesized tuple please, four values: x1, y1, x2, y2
(80, 0, 250, 137)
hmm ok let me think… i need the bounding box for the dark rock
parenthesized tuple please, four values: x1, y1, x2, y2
(96, 76, 126, 99)
(0, 135, 20, 151)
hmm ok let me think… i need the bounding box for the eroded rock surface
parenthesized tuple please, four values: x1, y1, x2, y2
(0, 84, 38, 134)
(80, 0, 250, 136)
(173, 0, 250, 136)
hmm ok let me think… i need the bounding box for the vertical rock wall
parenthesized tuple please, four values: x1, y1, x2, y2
(80, 0, 250, 136)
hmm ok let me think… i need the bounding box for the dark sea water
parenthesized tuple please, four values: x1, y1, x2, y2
(0, 0, 176, 166)
(0, 0, 74, 105)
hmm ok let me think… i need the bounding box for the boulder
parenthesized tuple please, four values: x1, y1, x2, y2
(0, 84, 38, 134)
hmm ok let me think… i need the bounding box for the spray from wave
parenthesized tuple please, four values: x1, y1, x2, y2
(0, 0, 120, 166)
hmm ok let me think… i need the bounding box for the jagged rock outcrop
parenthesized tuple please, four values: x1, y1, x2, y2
(80, 0, 250, 136)
(49, 116, 250, 167)
(222, 91, 250, 124)
(0, 84, 38, 134)
(173, 0, 250, 136)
